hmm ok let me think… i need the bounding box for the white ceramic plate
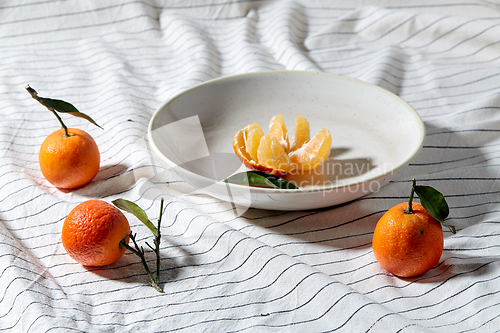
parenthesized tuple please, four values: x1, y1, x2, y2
(148, 71, 425, 211)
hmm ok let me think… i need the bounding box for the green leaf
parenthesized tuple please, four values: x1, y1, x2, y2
(39, 97, 79, 113)
(414, 185, 456, 234)
(414, 186, 449, 222)
(67, 112, 102, 128)
(224, 171, 298, 189)
(112, 199, 159, 237)
(38, 97, 102, 129)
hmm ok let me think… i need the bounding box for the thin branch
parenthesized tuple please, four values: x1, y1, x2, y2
(155, 198, 164, 284)
(120, 234, 163, 293)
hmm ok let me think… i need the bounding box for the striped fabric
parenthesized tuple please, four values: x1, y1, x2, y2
(1, 0, 500, 332)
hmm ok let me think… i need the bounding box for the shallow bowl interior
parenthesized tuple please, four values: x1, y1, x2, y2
(148, 71, 424, 210)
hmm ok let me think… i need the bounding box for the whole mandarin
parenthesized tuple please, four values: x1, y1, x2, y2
(62, 200, 130, 267)
(372, 202, 444, 277)
(39, 128, 100, 189)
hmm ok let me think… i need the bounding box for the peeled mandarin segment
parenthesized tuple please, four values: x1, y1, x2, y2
(269, 114, 289, 152)
(257, 135, 291, 173)
(233, 128, 264, 170)
(289, 128, 332, 171)
(244, 123, 264, 161)
(243, 122, 261, 137)
(290, 115, 310, 152)
(233, 129, 252, 161)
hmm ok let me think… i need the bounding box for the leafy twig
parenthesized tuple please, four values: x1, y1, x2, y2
(25, 84, 102, 137)
(119, 234, 162, 293)
(155, 199, 163, 285)
(144, 198, 163, 287)
(113, 199, 158, 237)
(406, 178, 456, 234)
(114, 198, 165, 293)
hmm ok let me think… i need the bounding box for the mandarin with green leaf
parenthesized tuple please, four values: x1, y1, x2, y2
(372, 202, 444, 277)
(372, 179, 454, 278)
(26, 85, 101, 189)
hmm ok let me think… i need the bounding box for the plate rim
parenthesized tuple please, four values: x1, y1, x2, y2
(147, 70, 425, 194)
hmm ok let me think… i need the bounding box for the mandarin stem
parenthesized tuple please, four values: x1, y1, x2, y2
(155, 198, 164, 284)
(120, 234, 163, 293)
(51, 109, 69, 137)
(406, 178, 416, 214)
(25, 85, 69, 137)
(120, 238, 140, 256)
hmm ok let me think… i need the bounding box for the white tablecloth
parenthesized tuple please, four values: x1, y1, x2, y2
(2, 1, 500, 332)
